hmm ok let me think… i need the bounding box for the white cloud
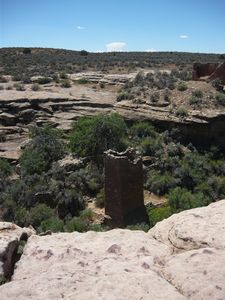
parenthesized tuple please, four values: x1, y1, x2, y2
(179, 35, 189, 39)
(106, 42, 126, 52)
(77, 26, 85, 30)
(146, 48, 157, 52)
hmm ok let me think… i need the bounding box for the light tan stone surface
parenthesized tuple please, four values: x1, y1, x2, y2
(0, 201, 225, 299)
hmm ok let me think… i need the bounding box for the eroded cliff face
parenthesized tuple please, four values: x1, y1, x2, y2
(0, 200, 225, 299)
(1, 72, 225, 161)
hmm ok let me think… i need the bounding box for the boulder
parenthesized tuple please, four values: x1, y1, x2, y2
(0, 222, 35, 280)
(148, 200, 225, 251)
(57, 154, 84, 172)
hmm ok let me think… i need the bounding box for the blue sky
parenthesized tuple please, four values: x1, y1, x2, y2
(1, 0, 225, 53)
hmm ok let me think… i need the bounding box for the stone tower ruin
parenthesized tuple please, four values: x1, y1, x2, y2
(104, 148, 149, 227)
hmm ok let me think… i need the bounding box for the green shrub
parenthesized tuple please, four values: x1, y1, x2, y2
(0, 76, 8, 83)
(150, 91, 160, 103)
(89, 224, 106, 232)
(28, 125, 65, 166)
(69, 163, 103, 196)
(79, 208, 93, 221)
(145, 170, 177, 195)
(130, 122, 157, 140)
(23, 48, 31, 54)
(0, 159, 12, 178)
(168, 187, 207, 212)
(52, 74, 60, 82)
(95, 188, 105, 208)
(99, 82, 105, 89)
(70, 114, 127, 158)
(61, 79, 71, 88)
(176, 107, 188, 118)
(60, 72, 68, 79)
(37, 77, 52, 84)
(14, 83, 25, 91)
(216, 93, 225, 106)
(40, 216, 64, 232)
(77, 78, 88, 84)
(20, 149, 47, 175)
(126, 223, 150, 232)
(139, 137, 162, 156)
(12, 74, 22, 81)
(29, 204, 54, 228)
(148, 205, 172, 227)
(177, 82, 188, 91)
(22, 76, 32, 84)
(117, 91, 129, 101)
(192, 89, 203, 98)
(189, 96, 200, 105)
(80, 50, 89, 56)
(14, 207, 30, 227)
(31, 83, 40, 91)
(65, 216, 88, 232)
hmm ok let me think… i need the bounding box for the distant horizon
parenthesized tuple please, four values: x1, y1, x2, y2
(1, 0, 225, 54)
(1, 46, 224, 55)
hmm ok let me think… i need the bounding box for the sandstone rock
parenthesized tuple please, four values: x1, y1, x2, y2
(57, 154, 84, 172)
(162, 248, 225, 300)
(0, 201, 225, 299)
(0, 230, 182, 299)
(0, 222, 35, 280)
(0, 113, 16, 126)
(148, 200, 225, 251)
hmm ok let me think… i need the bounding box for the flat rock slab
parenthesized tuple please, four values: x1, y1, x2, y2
(0, 230, 184, 300)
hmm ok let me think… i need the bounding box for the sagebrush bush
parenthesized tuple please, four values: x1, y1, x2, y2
(31, 83, 40, 91)
(168, 187, 207, 212)
(145, 170, 177, 195)
(0, 159, 12, 179)
(65, 216, 88, 232)
(40, 216, 64, 232)
(37, 77, 52, 84)
(95, 188, 105, 207)
(20, 149, 47, 175)
(29, 204, 54, 228)
(216, 93, 225, 106)
(176, 107, 188, 117)
(77, 78, 88, 84)
(130, 122, 157, 140)
(139, 137, 162, 156)
(177, 82, 188, 91)
(61, 79, 71, 88)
